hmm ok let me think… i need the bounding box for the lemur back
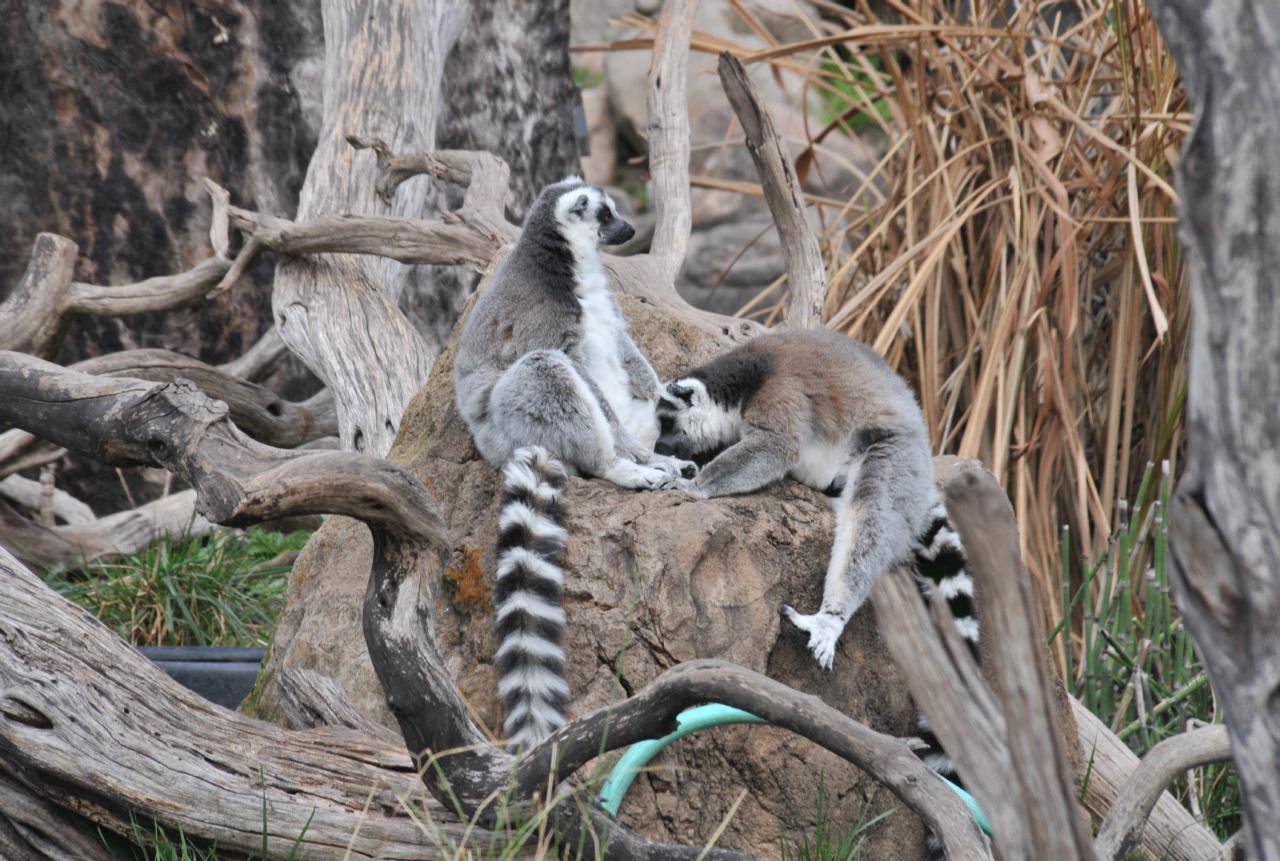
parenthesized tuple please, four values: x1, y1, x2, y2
(655, 329, 975, 661)
(454, 178, 693, 748)
(655, 329, 980, 835)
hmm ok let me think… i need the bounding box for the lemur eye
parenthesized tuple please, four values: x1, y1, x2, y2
(599, 209, 613, 224)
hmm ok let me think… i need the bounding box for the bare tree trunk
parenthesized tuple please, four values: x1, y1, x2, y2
(1147, 1, 1280, 855)
(266, 0, 466, 457)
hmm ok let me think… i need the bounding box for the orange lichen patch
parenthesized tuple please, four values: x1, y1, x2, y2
(445, 546, 491, 613)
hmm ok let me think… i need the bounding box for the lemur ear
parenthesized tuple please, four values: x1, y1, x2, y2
(666, 382, 695, 406)
(570, 194, 590, 217)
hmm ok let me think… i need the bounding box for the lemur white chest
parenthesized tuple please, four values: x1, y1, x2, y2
(789, 435, 856, 491)
(574, 259, 654, 441)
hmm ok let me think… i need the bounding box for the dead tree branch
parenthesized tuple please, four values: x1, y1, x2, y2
(0, 431, 62, 482)
(0, 351, 998, 859)
(71, 349, 336, 448)
(645, 0, 697, 289)
(0, 490, 212, 571)
(1095, 725, 1232, 860)
(872, 464, 1094, 859)
(0, 546, 474, 859)
(0, 234, 231, 360)
(717, 53, 826, 329)
(0, 475, 94, 526)
(1146, 2, 1280, 854)
(1071, 697, 1225, 861)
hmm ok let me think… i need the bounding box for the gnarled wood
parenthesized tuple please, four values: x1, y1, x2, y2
(872, 464, 1094, 859)
(1147, 1, 1280, 855)
(1095, 724, 1232, 860)
(0, 490, 212, 571)
(717, 53, 826, 329)
(1071, 697, 1225, 861)
(0, 546, 475, 859)
(259, 0, 467, 458)
(71, 349, 336, 449)
(0, 233, 233, 361)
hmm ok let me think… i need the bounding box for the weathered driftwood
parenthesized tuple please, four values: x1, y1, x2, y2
(251, 0, 466, 457)
(872, 466, 1094, 859)
(1071, 697, 1225, 861)
(0, 474, 93, 526)
(1147, 1, 1280, 855)
(0, 760, 116, 861)
(0, 351, 993, 859)
(0, 489, 212, 571)
(1095, 724, 1232, 861)
(0, 232, 231, 360)
(70, 349, 336, 448)
(716, 53, 826, 329)
(0, 547, 477, 859)
(0, 431, 62, 481)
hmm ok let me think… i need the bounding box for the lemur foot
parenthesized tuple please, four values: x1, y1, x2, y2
(665, 476, 708, 497)
(781, 606, 845, 671)
(649, 452, 699, 480)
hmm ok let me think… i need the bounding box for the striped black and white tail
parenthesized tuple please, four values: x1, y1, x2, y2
(911, 498, 980, 855)
(494, 446, 571, 749)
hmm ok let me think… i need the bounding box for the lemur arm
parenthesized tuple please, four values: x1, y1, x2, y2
(694, 426, 798, 497)
(618, 333, 661, 402)
(567, 354, 650, 463)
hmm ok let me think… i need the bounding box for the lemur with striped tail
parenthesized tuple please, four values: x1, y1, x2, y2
(653, 329, 977, 787)
(454, 179, 695, 748)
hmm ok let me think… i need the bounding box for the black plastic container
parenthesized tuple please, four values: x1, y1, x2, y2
(138, 646, 264, 709)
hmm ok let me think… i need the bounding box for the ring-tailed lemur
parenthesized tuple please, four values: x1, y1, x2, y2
(454, 178, 695, 748)
(653, 329, 976, 668)
(653, 329, 979, 831)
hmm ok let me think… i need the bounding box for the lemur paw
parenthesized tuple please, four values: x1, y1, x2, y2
(662, 476, 707, 497)
(781, 606, 844, 671)
(649, 453, 699, 480)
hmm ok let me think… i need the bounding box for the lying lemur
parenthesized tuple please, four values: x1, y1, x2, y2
(655, 329, 978, 803)
(655, 329, 975, 671)
(454, 178, 694, 748)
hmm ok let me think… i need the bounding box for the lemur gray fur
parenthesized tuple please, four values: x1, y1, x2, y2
(654, 329, 976, 667)
(654, 329, 979, 810)
(454, 178, 695, 748)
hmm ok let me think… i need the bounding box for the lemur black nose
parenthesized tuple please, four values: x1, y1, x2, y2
(604, 220, 635, 246)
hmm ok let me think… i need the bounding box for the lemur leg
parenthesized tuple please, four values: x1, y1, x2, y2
(783, 432, 933, 669)
(683, 427, 798, 497)
(486, 350, 676, 490)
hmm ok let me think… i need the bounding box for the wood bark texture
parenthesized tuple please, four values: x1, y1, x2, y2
(1147, 1, 1280, 855)
(716, 53, 826, 329)
(872, 464, 1095, 859)
(1071, 697, 1225, 861)
(263, 0, 465, 457)
(1095, 724, 1232, 860)
(0, 350, 997, 859)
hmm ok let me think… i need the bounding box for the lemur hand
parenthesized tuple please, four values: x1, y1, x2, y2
(781, 606, 844, 671)
(662, 476, 708, 497)
(649, 452, 699, 481)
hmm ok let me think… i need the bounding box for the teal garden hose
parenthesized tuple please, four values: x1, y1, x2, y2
(597, 703, 992, 837)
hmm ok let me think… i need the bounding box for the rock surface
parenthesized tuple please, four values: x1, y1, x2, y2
(255, 295, 939, 857)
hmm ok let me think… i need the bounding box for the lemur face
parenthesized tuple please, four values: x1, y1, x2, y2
(654, 377, 741, 462)
(553, 181, 635, 248)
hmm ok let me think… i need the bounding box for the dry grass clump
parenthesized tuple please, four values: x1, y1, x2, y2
(648, 0, 1187, 654)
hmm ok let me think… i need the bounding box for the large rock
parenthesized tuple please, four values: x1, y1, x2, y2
(255, 295, 933, 857)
